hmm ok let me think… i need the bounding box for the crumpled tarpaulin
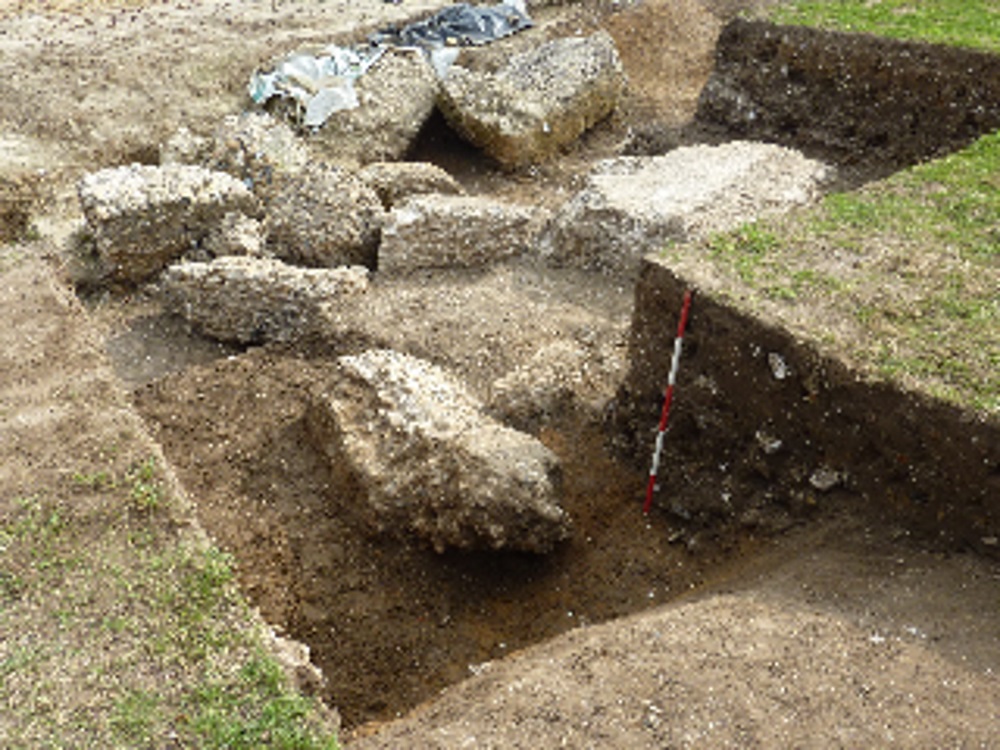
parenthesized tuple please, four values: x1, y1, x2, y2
(248, 45, 386, 128)
(247, 1, 532, 128)
(371, 1, 531, 50)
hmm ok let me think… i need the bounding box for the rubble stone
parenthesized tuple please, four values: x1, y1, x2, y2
(489, 335, 626, 431)
(207, 112, 310, 196)
(379, 194, 543, 274)
(265, 163, 385, 269)
(160, 256, 368, 344)
(356, 161, 465, 210)
(201, 211, 267, 259)
(308, 48, 438, 167)
(539, 141, 831, 272)
(308, 348, 570, 553)
(162, 113, 309, 200)
(438, 31, 626, 168)
(77, 163, 257, 283)
(159, 125, 213, 167)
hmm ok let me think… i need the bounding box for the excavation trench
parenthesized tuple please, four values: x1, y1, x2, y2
(108, 15, 1000, 732)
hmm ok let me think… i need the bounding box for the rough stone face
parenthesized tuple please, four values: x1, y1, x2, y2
(265, 163, 385, 269)
(207, 112, 310, 196)
(160, 256, 368, 344)
(489, 335, 626, 431)
(200, 211, 267, 259)
(307, 348, 570, 553)
(356, 161, 465, 210)
(438, 31, 627, 168)
(379, 194, 543, 274)
(307, 48, 438, 167)
(539, 141, 830, 272)
(77, 163, 258, 283)
(162, 113, 310, 200)
(159, 125, 213, 167)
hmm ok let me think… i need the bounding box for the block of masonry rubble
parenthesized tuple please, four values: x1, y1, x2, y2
(356, 161, 465, 210)
(489, 335, 627, 431)
(77, 163, 257, 283)
(199, 212, 267, 260)
(162, 113, 309, 200)
(379, 194, 544, 274)
(264, 162, 385, 269)
(539, 141, 831, 272)
(160, 256, 368, 344)
(438, 31, 627, 168)
(309, 48, 439, 167)
(307, 348, 570, 553)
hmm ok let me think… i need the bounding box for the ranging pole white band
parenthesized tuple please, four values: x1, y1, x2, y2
(650, 431, 666, 477)
(668, 336, 683, 387)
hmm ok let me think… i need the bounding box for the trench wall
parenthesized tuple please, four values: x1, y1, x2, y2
(615, 258, 1000, 556)
(696, 19, 1000, 170)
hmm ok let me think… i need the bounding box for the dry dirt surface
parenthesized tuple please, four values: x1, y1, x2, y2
(2, 0, 999, 746)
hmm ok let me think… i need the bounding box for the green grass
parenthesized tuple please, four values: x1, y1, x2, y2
(772, 0, 1000, 53)
(1, 479, 338, 749)
(685, 129, 999, 415)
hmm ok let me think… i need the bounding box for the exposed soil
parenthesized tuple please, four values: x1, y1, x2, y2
(2, 0, 998, 744)
(132, 347, 752, 727)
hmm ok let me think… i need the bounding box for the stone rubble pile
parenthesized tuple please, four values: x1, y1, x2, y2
(71, 22, 834, 555)
(307, 348, 570, 553)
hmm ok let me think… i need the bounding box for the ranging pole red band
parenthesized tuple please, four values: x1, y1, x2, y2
(643, 289, 693, 515)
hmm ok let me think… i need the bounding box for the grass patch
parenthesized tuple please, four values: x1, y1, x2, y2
(3, 460, 337, 748)
(184, 655, 338, 750)
(1, 513, 338, 748)
(686, 130, 999, 416)
(772, 0, 1000, 54)
(707, 224, 780, 283)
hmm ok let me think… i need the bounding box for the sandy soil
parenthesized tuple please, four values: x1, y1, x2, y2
(2, 0, 998, 745)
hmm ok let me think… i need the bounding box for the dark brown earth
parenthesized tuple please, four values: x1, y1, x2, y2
(615, 260, 1000, 558)
(696, 18, 1000, 175)
(3, 0, 998, 744)
(132, 348, 751, 727)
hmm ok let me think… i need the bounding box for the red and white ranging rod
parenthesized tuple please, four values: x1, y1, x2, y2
(643, 289, 693, 515)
